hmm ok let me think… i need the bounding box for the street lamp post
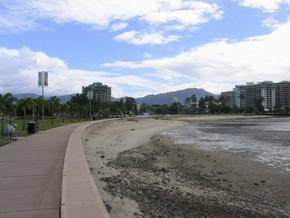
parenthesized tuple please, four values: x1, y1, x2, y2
(89, 100, 92, 120)
(1, 112, 4, 139)
(87, 91, 93, 120)
(38, 71, 48, 121)
(42, 84, 44, 121)
(122, 98, 126, 116)
(22, 107, 26, 131)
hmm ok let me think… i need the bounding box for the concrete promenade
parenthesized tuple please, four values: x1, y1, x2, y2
(0, 123, 80, 218)
(61, 120, 110, 218)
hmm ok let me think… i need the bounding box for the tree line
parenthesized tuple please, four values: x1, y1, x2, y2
(139, 94, 226, 115)
(1, 92, 278, 119)
(140, 94, 272, 115)
(0, 93, 138, 119)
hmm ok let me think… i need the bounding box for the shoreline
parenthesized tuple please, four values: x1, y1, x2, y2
(82, 116, 290, 217)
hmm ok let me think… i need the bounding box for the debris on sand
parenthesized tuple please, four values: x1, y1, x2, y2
(99, 136, 290, 217)
(83, 118, 290, 218)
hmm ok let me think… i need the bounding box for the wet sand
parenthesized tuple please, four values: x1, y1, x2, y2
(83, 117, 290, 218)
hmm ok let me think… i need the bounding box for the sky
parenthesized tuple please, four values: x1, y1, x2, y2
(0, 0, 290, 98)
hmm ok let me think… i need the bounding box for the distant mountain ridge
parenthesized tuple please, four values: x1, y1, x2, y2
(58, 94, 76, 103)
(14, 93, 40, 99)
(13, 88, 216, 105)
(135, 88, 216, 105)
(13, 93, 76, 103)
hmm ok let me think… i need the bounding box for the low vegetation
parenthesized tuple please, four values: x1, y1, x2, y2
(0, 93, 139, 146)
(0, 91, 285, 147)
(0, 141, 9, 147)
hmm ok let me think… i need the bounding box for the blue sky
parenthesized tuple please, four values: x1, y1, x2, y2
(0, 0, 290, 97)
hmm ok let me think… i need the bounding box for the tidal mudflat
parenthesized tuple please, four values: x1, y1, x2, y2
(83, 116, 290, 218)
(165, 117, 290, 171)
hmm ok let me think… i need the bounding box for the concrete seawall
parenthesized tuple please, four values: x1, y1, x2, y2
(61, 121, 112, 218)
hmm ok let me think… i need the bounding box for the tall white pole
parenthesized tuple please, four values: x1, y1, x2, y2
(42, 85, 44, 121)
(89, 100, 92, 120)
(39, 71, 47, 121)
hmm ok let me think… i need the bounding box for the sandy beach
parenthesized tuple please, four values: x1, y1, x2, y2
(82, 116, 290, 218)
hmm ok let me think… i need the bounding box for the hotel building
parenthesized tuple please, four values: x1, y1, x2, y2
(275, 81, 290, 109)
(82, 82, 111, 103)
(222, 81, 277, 111)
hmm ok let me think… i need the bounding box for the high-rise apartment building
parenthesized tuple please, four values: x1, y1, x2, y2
(223, 81, 276, 111)
(82, 82, 111, 103)
(221, 87, 242, 108)
(221, 91, 235, 108)
(260, 82, 276, 111)
(243, 81, 275, 111)
(276, 81, 290, 109)
(235, 85, 246, 109)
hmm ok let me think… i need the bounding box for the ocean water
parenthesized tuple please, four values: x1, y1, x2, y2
(163, 117, 290, 171)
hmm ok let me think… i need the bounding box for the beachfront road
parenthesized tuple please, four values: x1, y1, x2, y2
(0, 123, 80, 218)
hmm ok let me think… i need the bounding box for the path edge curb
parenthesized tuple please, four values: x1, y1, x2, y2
(61, 120, 113, 218)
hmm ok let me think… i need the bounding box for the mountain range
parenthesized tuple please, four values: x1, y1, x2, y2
(135, 88, 216, 105)
(13, 88, 216, 105)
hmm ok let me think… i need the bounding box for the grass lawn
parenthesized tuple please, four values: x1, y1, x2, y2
(0, 117, 89, 146)
(0, 141, 9, 147)
(37, 118, 88, 131)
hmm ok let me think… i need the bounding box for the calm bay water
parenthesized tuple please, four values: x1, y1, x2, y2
(164, 117, 290, 171)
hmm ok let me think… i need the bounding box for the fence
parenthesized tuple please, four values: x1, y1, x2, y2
(0, 116, 89, 142)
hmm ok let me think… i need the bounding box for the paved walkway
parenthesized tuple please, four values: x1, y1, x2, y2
(0, 123, 81, 218)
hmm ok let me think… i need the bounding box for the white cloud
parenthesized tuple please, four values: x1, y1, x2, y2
(142, 1, 223, 25)
(237, 0, 290, 12)
(0, 1, 40, 33)
(115, 31, 181, 45)
(165, 24, 198, 31)
(0, 46, 198, 97)
(110, 22, 128, 31)
(262, 17, 280, 29)
(103, 19, 290, 93)
(144, 53, 153, 59)
(0, 0, 223, 32)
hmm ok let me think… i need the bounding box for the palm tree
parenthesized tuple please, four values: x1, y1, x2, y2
(49, 96, 61, 117)
(185, 97, 191, 106)
(185, 94, 197, 114)
(255, 96, 264, 114)
(67, 101, 77, 121)
(190, 94, 198, 113)
(190, 94, 197, 103)
(16, 98, 36, 116)
(70, 94, 89, 118)
(0, 93, 17, 117)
